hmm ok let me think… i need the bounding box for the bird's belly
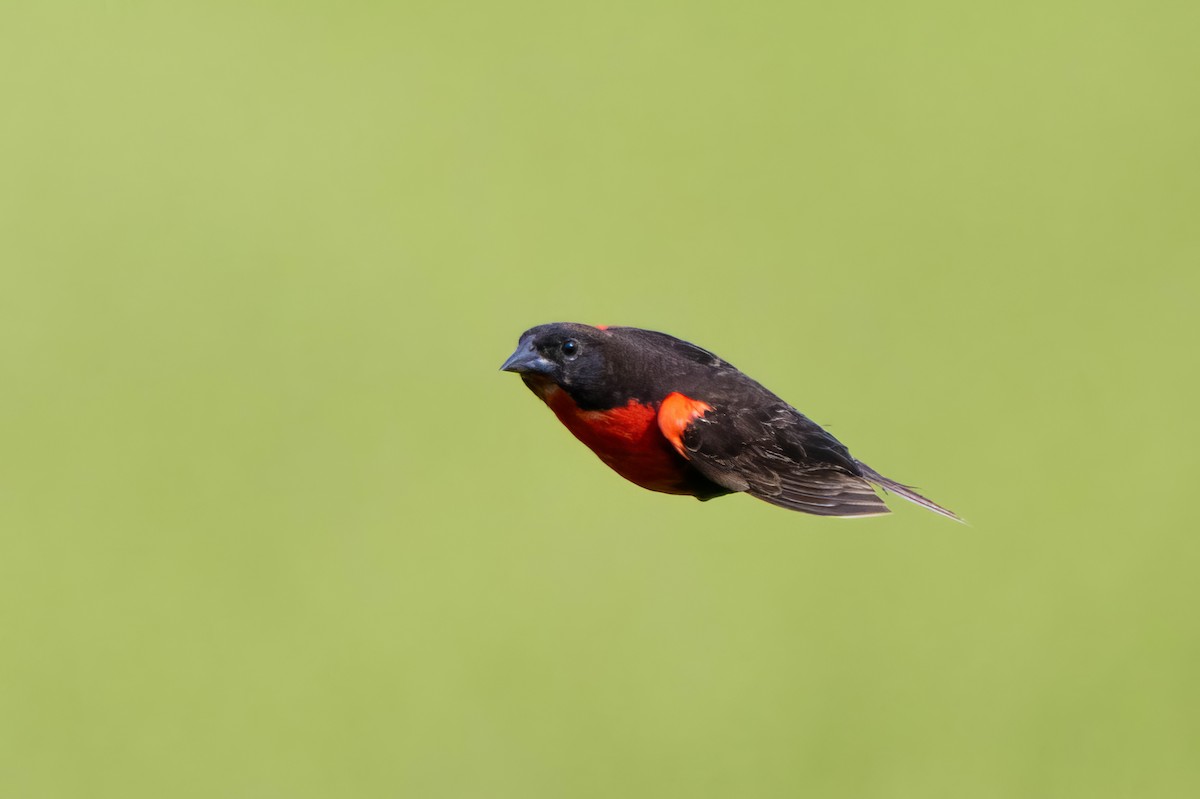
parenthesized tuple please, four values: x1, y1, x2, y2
(539, 385, 695, 495)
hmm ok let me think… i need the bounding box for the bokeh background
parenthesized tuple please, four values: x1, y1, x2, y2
(2, 1, 1197, 797)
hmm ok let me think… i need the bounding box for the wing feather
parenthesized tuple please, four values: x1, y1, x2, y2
(673, 402, 891, 518)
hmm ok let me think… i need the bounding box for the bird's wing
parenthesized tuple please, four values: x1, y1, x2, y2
(659, 394, 890, 517)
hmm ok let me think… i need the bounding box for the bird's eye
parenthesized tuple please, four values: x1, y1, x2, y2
(561, 339, 579, 357)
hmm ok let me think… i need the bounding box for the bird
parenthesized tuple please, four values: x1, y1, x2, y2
(500, 323, 959, 520)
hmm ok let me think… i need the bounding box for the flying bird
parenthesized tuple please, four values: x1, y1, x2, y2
(500, 323, 958, 519)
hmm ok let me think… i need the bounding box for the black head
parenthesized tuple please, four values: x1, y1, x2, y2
(499, 323, 615, 398)
(501, 322, 736, 410)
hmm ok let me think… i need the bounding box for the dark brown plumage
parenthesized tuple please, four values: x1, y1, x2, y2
(501, 323, 958, 520)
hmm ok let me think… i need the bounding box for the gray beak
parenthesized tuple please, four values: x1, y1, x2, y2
(500, 339, 555, 375)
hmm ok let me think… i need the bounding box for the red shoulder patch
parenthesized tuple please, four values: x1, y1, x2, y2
(657, 392, 713, 457)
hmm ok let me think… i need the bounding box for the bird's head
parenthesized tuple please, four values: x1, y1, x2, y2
(499, 322, 614, 400)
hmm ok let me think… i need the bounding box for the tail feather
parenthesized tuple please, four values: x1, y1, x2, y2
(856, 461, 963, 522)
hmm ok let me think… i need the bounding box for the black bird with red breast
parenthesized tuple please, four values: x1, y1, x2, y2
(501, 323, 958, 519)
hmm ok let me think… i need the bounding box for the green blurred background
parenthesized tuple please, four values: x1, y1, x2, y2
(2, 1, 1197, 797)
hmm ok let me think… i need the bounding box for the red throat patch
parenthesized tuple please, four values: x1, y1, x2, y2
(534, 385, 699, 495)
(657, 392, 713, 457)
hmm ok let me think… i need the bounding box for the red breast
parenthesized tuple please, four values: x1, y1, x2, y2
(534, 383, 697, 495)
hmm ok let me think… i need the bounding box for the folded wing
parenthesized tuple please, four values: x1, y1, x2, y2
(662, 398, 891, 517)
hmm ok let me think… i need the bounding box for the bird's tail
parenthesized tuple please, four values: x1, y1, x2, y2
(856, 461, 963, 522)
